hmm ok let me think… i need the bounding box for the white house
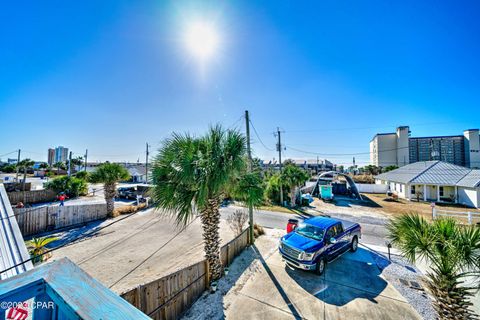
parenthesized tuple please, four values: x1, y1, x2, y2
(375, 161, 480, 208)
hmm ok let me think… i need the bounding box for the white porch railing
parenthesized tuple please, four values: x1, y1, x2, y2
(432, 208, 480, 225)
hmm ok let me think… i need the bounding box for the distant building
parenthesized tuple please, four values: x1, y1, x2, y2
(47, 148, 55, 165)
(52, 146, 69, 163)
(370, 126, 480, 169)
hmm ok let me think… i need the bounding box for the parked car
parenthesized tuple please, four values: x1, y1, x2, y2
(279, 216, 361, 275)
(116, 187, 137, 199)
(116, 184, 154, 200)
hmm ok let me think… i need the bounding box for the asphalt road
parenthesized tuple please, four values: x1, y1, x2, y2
(220, 205, 390, 248)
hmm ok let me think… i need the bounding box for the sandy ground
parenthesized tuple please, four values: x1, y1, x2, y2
(312, 193, 480, 221)
(49, 208, 236, 294)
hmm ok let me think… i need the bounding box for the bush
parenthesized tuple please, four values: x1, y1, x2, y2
(227, 209, 248, 236)
(113, 203, 147, 216)
(45, 176, 88, 198)
(253, 223, 265, 238)
(74, 171, 89, 180)
(264, 173, 289, 204)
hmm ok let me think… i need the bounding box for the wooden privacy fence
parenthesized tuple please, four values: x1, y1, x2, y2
(13, 203, 108, 236)
(7, 189, 56, 205)
(121, 228, 250, 320)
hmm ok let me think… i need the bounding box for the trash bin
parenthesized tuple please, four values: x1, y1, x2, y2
(287, 219, 299, 233)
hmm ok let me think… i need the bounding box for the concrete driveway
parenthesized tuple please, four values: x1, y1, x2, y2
(225, 239, 421, 320)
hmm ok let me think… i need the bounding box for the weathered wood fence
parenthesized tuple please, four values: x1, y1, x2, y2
(121, 228, 250, 320)
(7, 189, 56, 205)
(13, 203, 108, 236)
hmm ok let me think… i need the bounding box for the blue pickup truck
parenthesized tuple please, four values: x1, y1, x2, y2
(279, 216, 361, 275)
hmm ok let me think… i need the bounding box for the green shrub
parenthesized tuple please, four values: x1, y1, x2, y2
(45, 176, 88, 197)
(264, 173, 289, 204)
(74, 171, 89, 181)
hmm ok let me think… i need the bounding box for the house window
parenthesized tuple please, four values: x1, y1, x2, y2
(411, 185, 416, 194)
(400, 184, 403, 192)
(440, 186, 444, 197)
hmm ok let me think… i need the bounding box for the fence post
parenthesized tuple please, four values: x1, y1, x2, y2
(204, 260, 210, 288)
(468, 212, 472, 225)
(432, 207, 437, 220)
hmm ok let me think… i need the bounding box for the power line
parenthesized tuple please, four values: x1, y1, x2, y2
(282, 121, 463, 134)
(249, 119, 275, 151)
(285, 145, 411, 156)
(0, 150, 18, 158)
(0, 208, 146, 276)
(227, 115, 245, 130)
(108, 216, 199, 289)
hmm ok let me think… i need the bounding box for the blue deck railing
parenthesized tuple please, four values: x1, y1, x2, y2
(0, 258, 150, 320)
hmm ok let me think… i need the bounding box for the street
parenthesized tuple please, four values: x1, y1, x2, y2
(221, 205, 390, 250)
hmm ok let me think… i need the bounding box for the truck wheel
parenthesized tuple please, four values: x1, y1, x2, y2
(350, 236, 358, 252)
(315, 258, 326, 275)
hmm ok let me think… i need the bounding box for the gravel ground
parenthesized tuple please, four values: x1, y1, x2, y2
(371, 251, 438, 320)
(181, 230, 282, 320)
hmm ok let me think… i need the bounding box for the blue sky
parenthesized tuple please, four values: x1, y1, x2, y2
(1, 0, 479, 166)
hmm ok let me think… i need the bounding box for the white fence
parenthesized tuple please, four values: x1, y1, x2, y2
(433, 208, 480, 225)
(356, 183, 389, 194)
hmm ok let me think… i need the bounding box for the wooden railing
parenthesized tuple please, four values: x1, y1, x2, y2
(121, 228, 250, 320)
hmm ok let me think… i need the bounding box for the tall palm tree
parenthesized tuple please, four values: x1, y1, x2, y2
(387, 214, 480, 320)
(152, 125, 246, 281)
(89, 163, 130, 217)
(281, 163, 309, 206)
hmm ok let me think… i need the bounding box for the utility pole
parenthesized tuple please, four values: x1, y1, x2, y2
(276, 127, 284, 206)
(84, 149, 88, 172)
(15, 149, 21, 182)
(245, 110, 254, 244)
(145, 143, 150, 184)
(68, 151, 72, 177)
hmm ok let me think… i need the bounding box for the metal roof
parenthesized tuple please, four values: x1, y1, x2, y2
(0, 184, 33, 280)
(457, 170, 480, 188)
(375, 161, 437, 184)
(411, 161, 471, 185)
(375, 161, 480, 188)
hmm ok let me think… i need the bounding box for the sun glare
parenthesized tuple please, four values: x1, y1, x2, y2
(184, 21, 220, 61)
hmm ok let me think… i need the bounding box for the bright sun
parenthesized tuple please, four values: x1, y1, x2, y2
(184, 22, 220, 61)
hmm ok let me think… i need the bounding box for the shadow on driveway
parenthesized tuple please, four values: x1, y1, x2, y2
(285, 248, 391, 306)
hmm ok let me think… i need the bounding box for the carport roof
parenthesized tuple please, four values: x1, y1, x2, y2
(375, 161, 480, 187)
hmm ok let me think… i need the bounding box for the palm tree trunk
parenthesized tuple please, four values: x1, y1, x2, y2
(290, 185, 296, 207)
(104, 183, 117, 217)
(200, 198, 222, 282)
(426, 273, 477, 320)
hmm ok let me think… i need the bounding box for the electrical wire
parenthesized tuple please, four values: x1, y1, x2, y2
(0, 150, 18, 158)
(249, 119, 275, 152)
(0, 207, 146, 276)
(108, 216, 199, 289)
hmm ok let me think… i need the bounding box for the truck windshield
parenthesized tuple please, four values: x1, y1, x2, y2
(295, 223, 324, 241)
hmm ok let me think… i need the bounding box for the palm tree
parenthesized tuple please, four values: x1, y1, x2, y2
(151, 125, 246, 281)
(53, 161, 65, 174)
(231, 170, 264, 243)
(281, 163, 309, 206)
(387, 214, 480, 319)
(89, 163, 130, 217)
(27, 236, 58, 264)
